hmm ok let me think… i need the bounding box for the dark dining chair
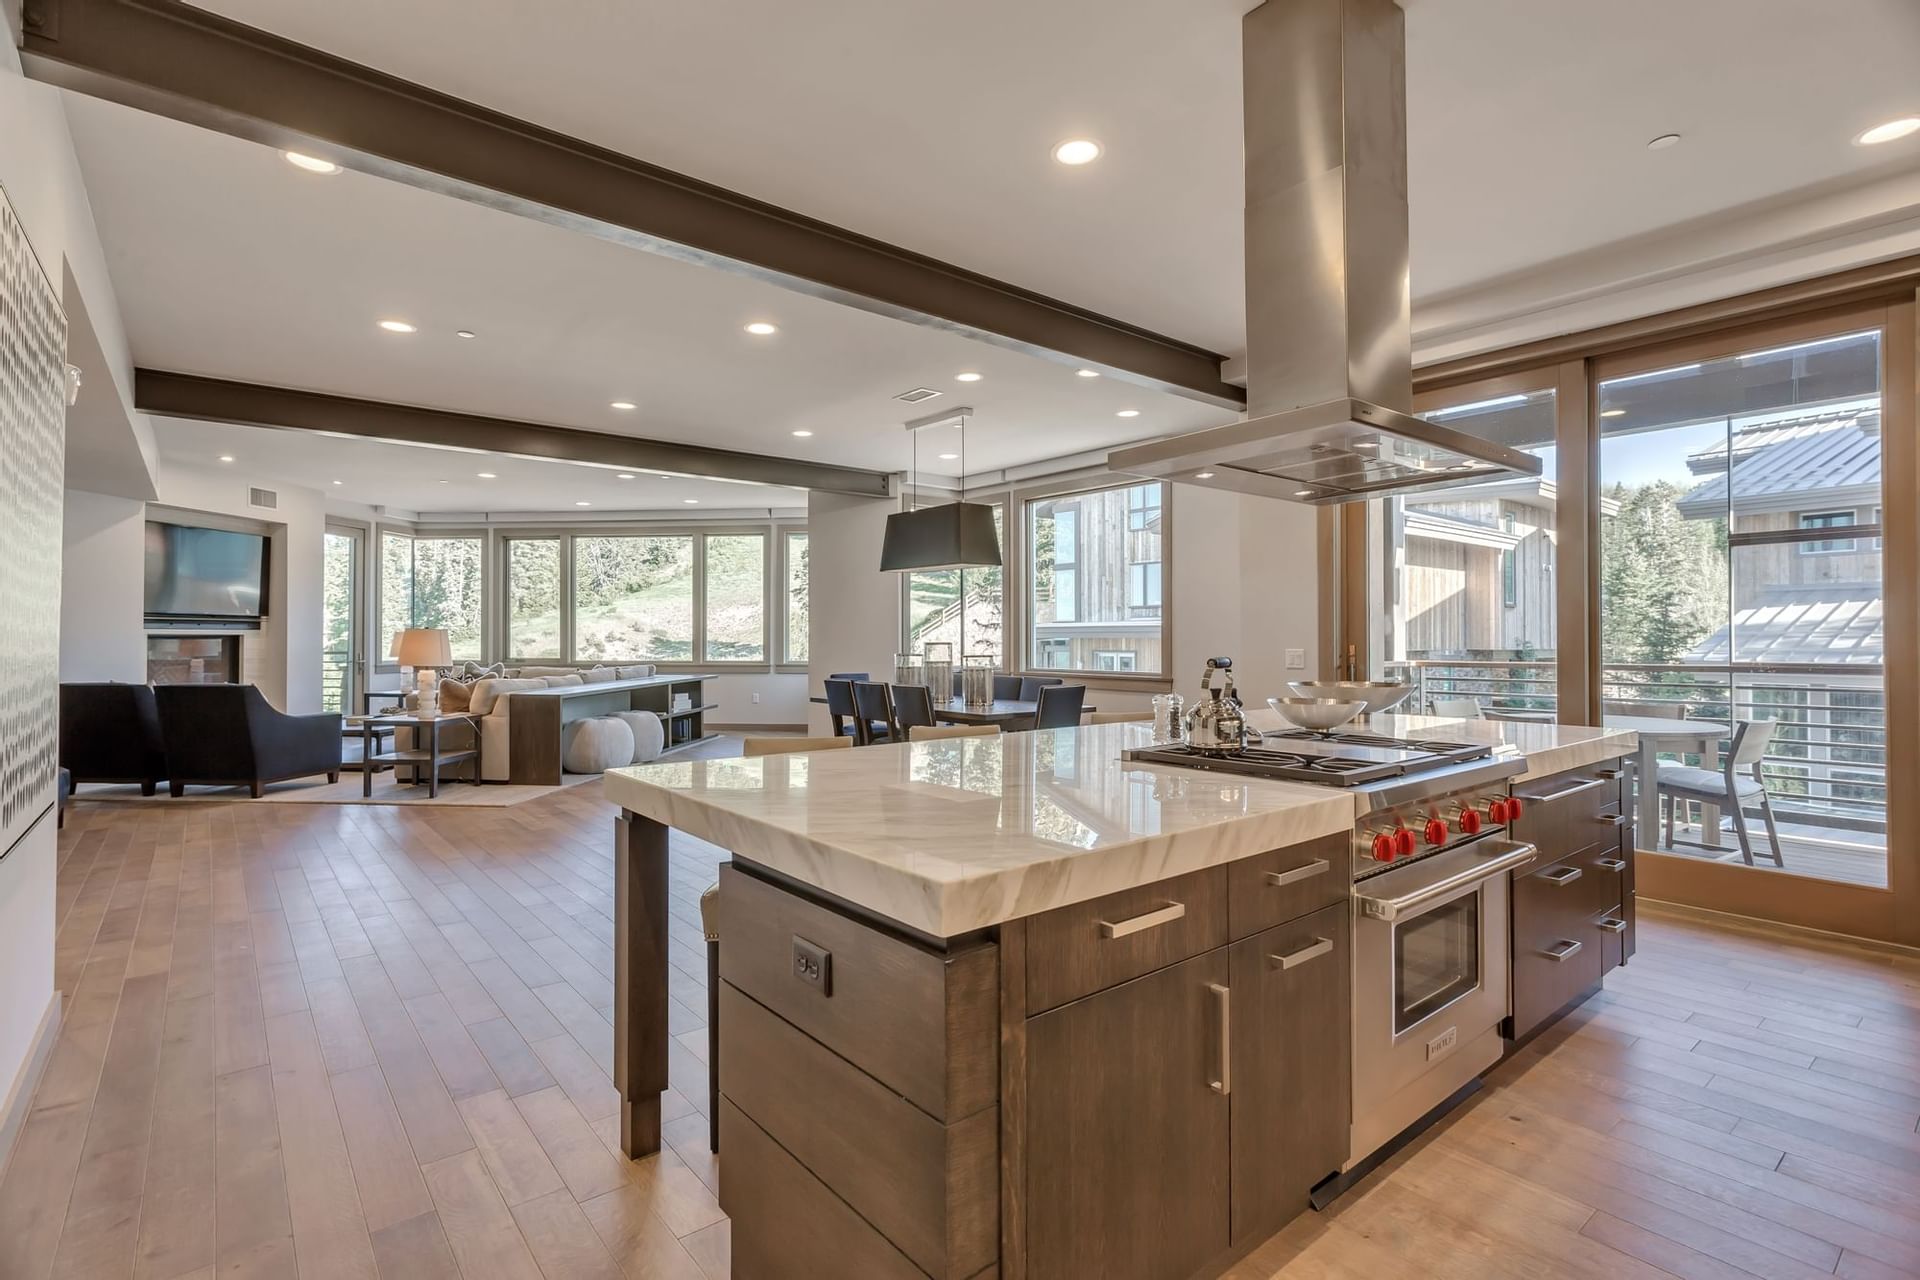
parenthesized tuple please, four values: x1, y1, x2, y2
(1020, 675, 1065, 703)
(823, 678, 860, 740)
(891, 684, 937, 735)
(992, 674, 1025, 701)
(1031, 684, 1087, 730)
(851, 681, 897, 746)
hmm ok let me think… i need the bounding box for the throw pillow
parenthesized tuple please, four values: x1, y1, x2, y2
(616, 664, 656, 679)
(543, 674, 585, 688)
(438, 678, 473, 712)
(456, 661, 503, 683)
(579, 666, 617, 685)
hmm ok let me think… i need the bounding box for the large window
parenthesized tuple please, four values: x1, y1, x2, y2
(506, 538, 562, 659)
(784, 530, 809, 664)
(905, 503, 1005, 663)
(381, 531, 483, 661)
(703, 533, 766, 661)
(573, 535, 695, 661)
(1026, 482, 1165, 676)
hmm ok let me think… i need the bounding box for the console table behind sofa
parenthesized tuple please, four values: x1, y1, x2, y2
(507, 674, 717, 785)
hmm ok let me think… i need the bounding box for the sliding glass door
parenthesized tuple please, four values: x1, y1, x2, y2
(322, 525, 363, 714)
(1596, 321, 1887, 888)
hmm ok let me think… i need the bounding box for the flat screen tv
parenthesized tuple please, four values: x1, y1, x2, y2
(144, 522, 269, 619)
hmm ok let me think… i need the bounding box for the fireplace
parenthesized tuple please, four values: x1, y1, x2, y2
(147, 635, 240, 686)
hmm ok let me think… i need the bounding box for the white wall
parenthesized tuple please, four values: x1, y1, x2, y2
(59, 489, 147, 682)
(707, 673, 809, 727)
(804, 489, 901, 734)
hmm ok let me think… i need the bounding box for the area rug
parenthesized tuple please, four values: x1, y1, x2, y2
(71, 770, 598, 808)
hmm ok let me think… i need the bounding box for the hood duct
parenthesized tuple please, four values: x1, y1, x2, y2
(1110, 0, 1541, 503)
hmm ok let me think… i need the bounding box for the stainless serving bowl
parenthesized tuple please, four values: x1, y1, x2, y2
(1287, 680, 1417, 715)
(1266, 696, 1366, 732)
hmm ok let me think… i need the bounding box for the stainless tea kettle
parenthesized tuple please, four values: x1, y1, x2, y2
(1184, 656, 1247, 756)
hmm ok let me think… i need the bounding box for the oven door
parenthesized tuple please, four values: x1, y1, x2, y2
(1348, 838, 1536, 1164)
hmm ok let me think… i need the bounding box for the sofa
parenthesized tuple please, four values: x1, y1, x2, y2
(60, 682, 169, 794)
(428, 664, 665, 781)
(154, 684, 343, 796)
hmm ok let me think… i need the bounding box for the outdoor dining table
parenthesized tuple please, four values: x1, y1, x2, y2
(1603, 714, 1733, 852)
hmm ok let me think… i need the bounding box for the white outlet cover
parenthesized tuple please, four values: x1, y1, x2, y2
(1285, 648, 1306, 669)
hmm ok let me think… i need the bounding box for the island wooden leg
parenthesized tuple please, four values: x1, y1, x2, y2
(614, 811, 669, 1158)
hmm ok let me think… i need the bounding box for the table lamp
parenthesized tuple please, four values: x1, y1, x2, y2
(391, 628, 453, 711)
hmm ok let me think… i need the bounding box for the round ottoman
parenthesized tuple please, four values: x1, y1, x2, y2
(562, 716, 636, 774)
(614, 710, 666, 763)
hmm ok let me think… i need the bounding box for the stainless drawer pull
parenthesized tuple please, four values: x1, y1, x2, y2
(1538, 865, 1583, 886)
(1595, 857, 1627, 871)
(1517, 777, 1607, 805)
(1596, 768, 1624, 780)
(1599, 813, 1629, 827)
(1099, 901, 1186, 939)
(1598, 917, 1628, 934)
(1271, 937, 1334, 970)
(1207, 982, 1231, 1096)
(1266, 859, 1330, 888)
(1542, 939, 1584, 962)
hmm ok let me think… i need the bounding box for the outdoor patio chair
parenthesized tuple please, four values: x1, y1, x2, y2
(1656, 718, 1785, 867)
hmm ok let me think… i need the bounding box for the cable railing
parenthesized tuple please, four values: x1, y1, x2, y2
(321, 651, 351, 714)
(1395, 658, 1887, 837)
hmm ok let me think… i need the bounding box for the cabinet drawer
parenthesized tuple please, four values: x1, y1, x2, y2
(1227, 833, 1350, 940)
(1511, 854, 1605, 1040)
(719, 984, 995, 1279)
(1026, 866, 1228, 1013)
(1511, 763, 1623, 863)
(718, 864, 996, 1121)
(720, 1099, 927, 1280)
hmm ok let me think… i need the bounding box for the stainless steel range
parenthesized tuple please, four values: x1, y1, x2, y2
(1127, 725, 1540, 1177)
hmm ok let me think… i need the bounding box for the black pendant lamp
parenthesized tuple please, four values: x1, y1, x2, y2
(880, 407, 1004, 572)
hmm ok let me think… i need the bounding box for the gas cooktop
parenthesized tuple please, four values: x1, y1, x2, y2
(1124, 730, 1494, 788)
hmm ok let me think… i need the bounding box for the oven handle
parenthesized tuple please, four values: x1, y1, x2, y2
(1355, 839, 1539, 922)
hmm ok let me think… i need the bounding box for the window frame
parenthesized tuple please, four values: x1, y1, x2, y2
(1016, 477, 1173, 683)
(1797, 509, 1860, 556)
(896, 496, 1009, 669)
(375, 523, 489, 671)
(779, 527, 810, 672)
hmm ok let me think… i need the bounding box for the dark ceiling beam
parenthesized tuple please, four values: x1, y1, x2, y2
(133, 370, 893, 498)
(21, 0, 1247, 412)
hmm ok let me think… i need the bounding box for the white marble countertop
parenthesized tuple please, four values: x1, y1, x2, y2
(604, 716, 1638, 938)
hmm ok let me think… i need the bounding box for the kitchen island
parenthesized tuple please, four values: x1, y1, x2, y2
(603, 714, 1636, 1280)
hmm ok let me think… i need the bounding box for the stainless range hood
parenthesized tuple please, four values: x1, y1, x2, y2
(1110, 0, 1541, 504)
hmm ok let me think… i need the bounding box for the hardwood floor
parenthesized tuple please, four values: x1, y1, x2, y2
(5, 774, 1920, 1279)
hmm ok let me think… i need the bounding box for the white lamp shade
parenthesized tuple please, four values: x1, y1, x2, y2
(391, 628, 453, 668)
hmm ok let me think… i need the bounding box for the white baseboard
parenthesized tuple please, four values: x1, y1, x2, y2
(0, 992, 62, 1183)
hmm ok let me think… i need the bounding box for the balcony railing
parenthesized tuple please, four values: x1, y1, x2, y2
(1393, 658, 1887, 837)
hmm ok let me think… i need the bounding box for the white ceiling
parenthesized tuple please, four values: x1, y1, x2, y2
(61, 0, 1920, 502)
(151, 416, 811, 514)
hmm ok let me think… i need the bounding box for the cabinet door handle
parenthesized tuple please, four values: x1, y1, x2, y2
(1266, 859, 1330, 888)
(1271, 937, 1334, 970)
(1541, 939, 1583, 962)
(1595, 856, 1627, 871)
(1098, 901, 1186, 939)
(1598, 917, 1628, 934)
(1596, 768, 1624, 780)
(1517, 777, 1607, 805)
(1537, 865, 1583, 886)
(1207, 982, 1231, 1096)
(1599, 813, 1629, 827)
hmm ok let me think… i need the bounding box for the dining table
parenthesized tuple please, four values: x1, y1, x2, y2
(1603, 714, 1733, 852)
(805, 694, 1096, 731)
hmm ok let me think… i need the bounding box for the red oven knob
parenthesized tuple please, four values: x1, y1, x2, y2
(1370, 832, 1396, 862)
(1394, 828, 1416, 857)
(1458, 808, 1483, 836)
(1423, 817, 1448, 847)
(1488, 798, 1511, 824)
(1507, 795, 1525, 819)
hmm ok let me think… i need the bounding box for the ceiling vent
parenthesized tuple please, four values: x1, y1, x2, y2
(248, 487, 278, 509)
(893, 387, 943, 403)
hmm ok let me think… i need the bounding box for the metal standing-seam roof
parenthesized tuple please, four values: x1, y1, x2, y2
(1683, 585, 1884, 666)
(1674, 404, 1881, 519)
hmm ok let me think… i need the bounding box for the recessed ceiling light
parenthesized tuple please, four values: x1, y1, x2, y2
(954, 372, 982, 383)
(331, 479, 342, 486)
(683, 498, 700, 504)
(378, 319, 417, 333)
(575, 500, 591, 507)
(283, 151, 339, 174)
(744, 322, 778, 336)
(1195, 471, 1215, 480)
(1855, 117, 1920, 147)
(477, 471, 497, 478)
(938, 452, 959, 460)
(791, 429, 813, 437)
(1600, 408, 1627, 418)
(218, 455, 234, 463)
(438, 480, 450, 485)
(1053, 138, 1101, 166)
(1646, 133, 1682, 150)
(1076, 369, 1100, 378)
(1293, 489, 1316, 498)
(610, 401, 637, 411)
(1353, 440, 1379, 450)
(617, 473, 636, 480)
(456, 330, 477, 339)
(1117, 409, 1140, 418)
